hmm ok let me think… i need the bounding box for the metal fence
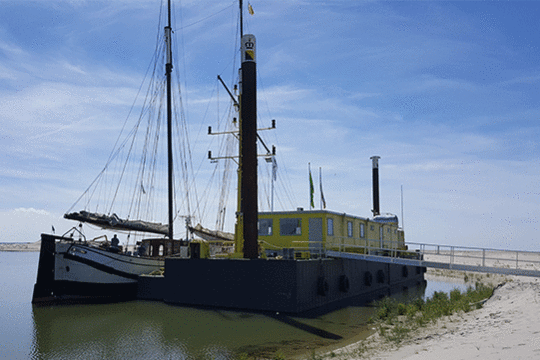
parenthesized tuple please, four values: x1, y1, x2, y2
(324, 237, 540, 277)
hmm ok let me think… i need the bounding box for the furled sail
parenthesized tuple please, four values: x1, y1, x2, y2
(64, 211, 169, 236)
(189, 223, 234, 242)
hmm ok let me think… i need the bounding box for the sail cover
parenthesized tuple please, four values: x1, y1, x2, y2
(189, 223, 234, 242)
(64, 211, 169, 236)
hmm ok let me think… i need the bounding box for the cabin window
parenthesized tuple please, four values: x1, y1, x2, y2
(158, 244, 164, 256)
(258, 218, 273, 236)
(370, 225, 374, 231)
(347, 221, 353, 237)
(327, 218, 334, 236)
(360, 223, 365, 238)
(379, 227, 383, 240)
(280, 218, 301, 236)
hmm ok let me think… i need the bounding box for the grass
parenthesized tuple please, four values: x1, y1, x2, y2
(233, 282, 495, 359)
(370, 282, 494, 345)
(428, 268, 508, 287)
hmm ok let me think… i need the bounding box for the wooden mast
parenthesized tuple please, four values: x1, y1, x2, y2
(165, 0, 174, 239)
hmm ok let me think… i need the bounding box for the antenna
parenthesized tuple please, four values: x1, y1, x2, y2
(401, 185, 404, 231)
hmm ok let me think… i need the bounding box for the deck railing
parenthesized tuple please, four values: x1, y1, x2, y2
(260, 236, 540, 276)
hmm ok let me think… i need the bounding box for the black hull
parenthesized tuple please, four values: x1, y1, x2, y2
(34, 235, 426, 313)
(32, 281, 138, 306)
(139, 257, 426, 314)
(32, 234, 149, 306)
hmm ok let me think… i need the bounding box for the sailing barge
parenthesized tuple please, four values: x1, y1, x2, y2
(32, 0, 425, 312)
(139, 158, 426, 313)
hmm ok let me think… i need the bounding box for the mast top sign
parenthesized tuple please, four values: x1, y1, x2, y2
(241, 34, 256, 63)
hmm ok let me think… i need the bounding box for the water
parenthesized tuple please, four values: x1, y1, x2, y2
(0, 251, 464, 359)
(424, 279, 469, 299)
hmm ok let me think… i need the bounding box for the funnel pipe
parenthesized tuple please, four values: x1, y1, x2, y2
(370, 156, 380, 216)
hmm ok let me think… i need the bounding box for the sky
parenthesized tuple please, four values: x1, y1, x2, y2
(1, 0, 539, 251)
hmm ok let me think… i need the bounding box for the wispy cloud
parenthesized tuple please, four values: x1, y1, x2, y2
(1, 1, 539, 250)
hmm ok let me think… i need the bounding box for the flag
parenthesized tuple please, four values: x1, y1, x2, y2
(248, 3, 254, 15)
(309, 167, 314, 209)
(319, 167, 326, 209)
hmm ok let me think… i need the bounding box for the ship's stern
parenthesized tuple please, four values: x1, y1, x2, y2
(32, 234, 57, 304)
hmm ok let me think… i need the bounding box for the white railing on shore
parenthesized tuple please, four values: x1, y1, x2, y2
(325, 238, 540, 277)
(260, 236, 540, 276)
(406, 241, 540, 272)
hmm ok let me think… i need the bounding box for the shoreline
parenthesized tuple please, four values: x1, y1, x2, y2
(0, 242, 41, 252)
(325, 268, 540, 359)
(6, 243, 539, 359)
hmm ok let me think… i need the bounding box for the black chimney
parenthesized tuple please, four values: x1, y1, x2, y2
(370, 156, 380, 217)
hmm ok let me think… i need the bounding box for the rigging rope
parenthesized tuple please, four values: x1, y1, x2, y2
(65, 0, 301, 241)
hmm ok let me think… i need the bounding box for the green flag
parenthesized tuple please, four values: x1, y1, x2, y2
(319, 167, 326, 209)
(309, 170, 314, 208)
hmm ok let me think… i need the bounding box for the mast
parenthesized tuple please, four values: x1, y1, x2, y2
(240, 34, 258, 259)
(239, 0, 243, 38)
(236, 0, 244, 252)
(207, 0, 264, 257)
(165, 0, 174, 239)
(237, 0, 258, 258)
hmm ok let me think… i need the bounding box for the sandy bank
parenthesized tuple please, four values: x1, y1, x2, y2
(332, 269, 540, 359)
(0, 241, 41, 252)
(368, 278, 540, 359)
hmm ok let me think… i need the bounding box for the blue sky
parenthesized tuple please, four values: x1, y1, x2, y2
(1, 0, 539, 251)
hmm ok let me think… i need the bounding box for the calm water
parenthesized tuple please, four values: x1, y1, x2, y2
(0, 251, 463, 359)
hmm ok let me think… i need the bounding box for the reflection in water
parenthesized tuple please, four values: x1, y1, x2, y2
(31, 302, 249, 359)
(31, 298, 381, 359)
(7, 248, 434, 359)
(270, 314, 343, 340)
(29, 282, 428, 360)
(424, 280, 469, 299)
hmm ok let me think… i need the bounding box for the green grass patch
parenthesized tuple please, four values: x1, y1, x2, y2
(370, 282, 494, 344)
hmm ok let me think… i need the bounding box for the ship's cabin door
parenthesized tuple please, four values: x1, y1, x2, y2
(308, 217, 323, 257)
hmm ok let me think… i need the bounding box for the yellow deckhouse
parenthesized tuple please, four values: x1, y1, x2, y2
(257, 209, 406, 258)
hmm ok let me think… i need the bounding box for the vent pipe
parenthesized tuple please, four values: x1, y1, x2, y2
(370, 156, 380, 216)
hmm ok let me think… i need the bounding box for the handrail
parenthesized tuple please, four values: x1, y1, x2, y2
(61, 226, 87, 243)
(260, 236, 540, 276)
(325, 238, 540, 273)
